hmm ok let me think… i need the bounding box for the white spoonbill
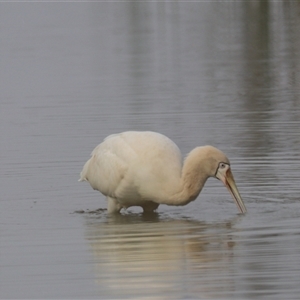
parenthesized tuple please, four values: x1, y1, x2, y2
(79, 131, 247, 214)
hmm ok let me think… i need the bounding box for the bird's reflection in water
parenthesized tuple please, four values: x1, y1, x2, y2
(84, 212, 242, 299)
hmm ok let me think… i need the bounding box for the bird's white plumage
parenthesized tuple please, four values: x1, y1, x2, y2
(80, 132, 183, 210)
(80, 131, 247, 214)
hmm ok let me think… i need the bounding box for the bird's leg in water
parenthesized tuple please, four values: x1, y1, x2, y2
(142, 201, 160, 213)
(107, 197, 122, 214)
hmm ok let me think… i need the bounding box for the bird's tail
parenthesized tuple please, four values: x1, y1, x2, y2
(78, 159, 90, 182)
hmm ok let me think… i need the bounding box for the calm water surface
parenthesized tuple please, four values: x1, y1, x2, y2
(1, 2, 300, 299)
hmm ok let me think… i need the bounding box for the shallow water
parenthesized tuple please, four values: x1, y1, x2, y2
(1, 2, 300, 299)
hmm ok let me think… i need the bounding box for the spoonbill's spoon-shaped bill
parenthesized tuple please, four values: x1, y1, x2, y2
(215, 162, 247, 214)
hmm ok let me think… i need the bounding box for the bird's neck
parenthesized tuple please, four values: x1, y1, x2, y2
(171, 148, 211, 205)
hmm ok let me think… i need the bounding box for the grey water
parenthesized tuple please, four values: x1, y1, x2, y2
(1, 2, 300, 299)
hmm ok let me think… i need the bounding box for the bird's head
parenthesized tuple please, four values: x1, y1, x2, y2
(199, 146, 247, 214)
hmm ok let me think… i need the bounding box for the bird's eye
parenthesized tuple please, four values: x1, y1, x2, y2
(219, 163, 226, 169)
